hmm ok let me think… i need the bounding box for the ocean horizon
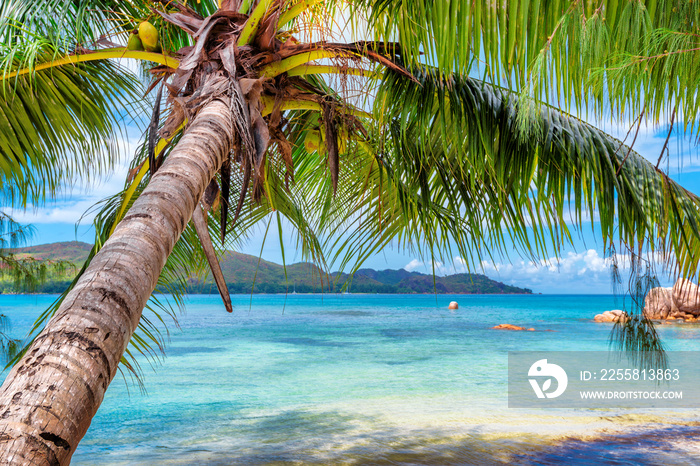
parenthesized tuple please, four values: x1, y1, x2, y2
(3, 293, 700, 465)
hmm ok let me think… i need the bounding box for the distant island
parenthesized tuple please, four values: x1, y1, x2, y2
(5, 241, 533, 295)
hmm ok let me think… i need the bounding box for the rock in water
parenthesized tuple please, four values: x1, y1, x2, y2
(593, 310, 629, 323)
(448, 301, 458, 310)
(492, 324, 535, 331)
(672, 278, 700, 316)
(644, 287, 677, 319)
(642, 278, 700, 321)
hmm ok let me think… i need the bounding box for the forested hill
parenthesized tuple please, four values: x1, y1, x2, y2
(4, 242, 532, 295)
(11, 241, 92, 263)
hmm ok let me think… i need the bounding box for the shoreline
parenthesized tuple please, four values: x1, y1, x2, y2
(71, 410, 700, 465)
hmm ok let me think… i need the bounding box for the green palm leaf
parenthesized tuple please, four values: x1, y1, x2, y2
(332, 66, 700, 284)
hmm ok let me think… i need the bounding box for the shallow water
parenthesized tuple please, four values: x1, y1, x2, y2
(1, 294, 700, 465)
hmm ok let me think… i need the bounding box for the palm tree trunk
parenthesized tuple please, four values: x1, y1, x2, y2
(0, 98, 233, 465)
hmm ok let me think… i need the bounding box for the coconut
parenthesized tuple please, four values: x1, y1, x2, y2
(138, 21, 159, 52)
(126, 33, 143, 51)
(304, 130, 322, 153)
(337, 126, 349, 153)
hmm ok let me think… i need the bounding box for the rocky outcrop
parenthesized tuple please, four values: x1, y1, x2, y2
(643, 279, 700, 321)
(593, 310, 629, 323)
(492, 324, 535, 331)
(672, 279, 700, 315)
(644, 287, 678, 319)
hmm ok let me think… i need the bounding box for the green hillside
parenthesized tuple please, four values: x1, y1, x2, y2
(11, 241, 91, 263)
(2, 242, 533, 295)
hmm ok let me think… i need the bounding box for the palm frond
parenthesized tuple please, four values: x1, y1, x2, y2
(363, 67, 700, 281)
(352, 0, 698, 141)
(501, 1, 700, 141)
(0, 9, 147, 205)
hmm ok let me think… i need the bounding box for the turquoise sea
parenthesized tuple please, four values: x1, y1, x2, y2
(3, 294, 700, 465)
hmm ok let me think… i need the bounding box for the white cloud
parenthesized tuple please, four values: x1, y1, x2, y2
(7, 199, 101, 224)
(403, 249, 673, 294)
(404, 259, 424, 272)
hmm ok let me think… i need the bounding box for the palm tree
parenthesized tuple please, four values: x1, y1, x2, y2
(0, 214, 79, 365)
(0, 215, 41, 364)
(0, 0, 699, 463)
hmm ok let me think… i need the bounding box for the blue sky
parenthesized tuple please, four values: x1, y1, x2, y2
(7, 24, 700, 298)
(7, 117, 699, 295)
(7, 16, 700, 295)
(6, 6, 700, 297)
